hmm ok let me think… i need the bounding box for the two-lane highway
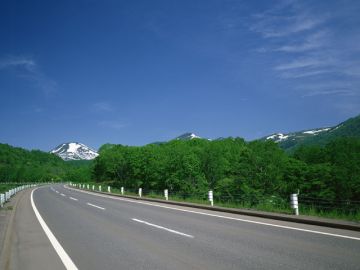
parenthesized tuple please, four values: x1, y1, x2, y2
(15, 185, 360, 269)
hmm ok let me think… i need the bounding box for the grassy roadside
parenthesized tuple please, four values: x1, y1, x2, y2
(72, 183, 359, 222)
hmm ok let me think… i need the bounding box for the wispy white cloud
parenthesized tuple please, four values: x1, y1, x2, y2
(274, 58, 325, 70)
(34, 107, 44, 113)
(0, 56, 36, 71)
(280, 69, 334, 79)
(302, 89, 355, 97)
(250, 1, 327, 39)
(93, 102, 114, 112)
(98, 120, 126, 130)
(275, 30, 329, 52)
(340, 63, 360, 78)
(249, 0, 360, 102)
(257, 16, 324, 38)
(0, 55, 57, 95)
(296, 81, 360, 98)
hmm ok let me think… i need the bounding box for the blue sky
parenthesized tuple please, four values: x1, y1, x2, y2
(1, 0, 359, 151)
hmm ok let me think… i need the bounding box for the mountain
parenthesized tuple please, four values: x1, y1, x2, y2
(263, 114, 360, 151)
(150, 132, 207, 145)
(174, 132, 204, 140)
(50, 142, 99, 161)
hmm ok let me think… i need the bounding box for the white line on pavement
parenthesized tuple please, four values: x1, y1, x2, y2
(69, 197, 78, 201)
(86, 202, 105, 210)
(132, 218, 194, 238)
(65, 186, 360, 241)
(60, 193, 66, 197)
(31, 188, 78, 270)
(55, 190, 59, 193)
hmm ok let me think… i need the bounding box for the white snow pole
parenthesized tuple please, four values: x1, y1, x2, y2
(290, 194, 299, 215)
(164, 189, 168, 200)
(138, 188, 142, 197)
(108, 186, 111, 193)
(208, 190, 214, 206)
(121, 187, 124, 195)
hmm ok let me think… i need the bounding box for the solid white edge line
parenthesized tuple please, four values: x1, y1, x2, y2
(69, 197, 78, 201)
(132, 218, 194, 238)
(86, 202, 105, 210)
(31, 188, 78, 270)
(64, 185, 360, 241)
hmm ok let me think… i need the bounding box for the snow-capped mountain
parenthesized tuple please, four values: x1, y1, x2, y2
(264, 127, 332, 143)
(261, 114, 360, 151)
(50, 142, 99, 161)
(175, 132, 203, 140)
(150, 132, 208, 145)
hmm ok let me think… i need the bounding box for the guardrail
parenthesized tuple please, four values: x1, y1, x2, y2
(68, 182, 360, 230)
(0, 184, 37, 208)
(69, 182, 298, 214)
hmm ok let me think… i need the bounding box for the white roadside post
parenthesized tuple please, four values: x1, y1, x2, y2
(92, 185, 95, 191)
(108, 186, 111, 193)
(121, 187, 124, 195)
(290, 193, 299, 215)
(0, 194, 4, 207)
(99, 185, 102, 192)
(164, 189, 168, 201)
(138, 188, 142, 198)
(87, 184, 89, 189)
(208, 190, 214, 206)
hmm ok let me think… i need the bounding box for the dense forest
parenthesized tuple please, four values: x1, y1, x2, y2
(93, 137, 360, 202)
(1, 137, 359, 206)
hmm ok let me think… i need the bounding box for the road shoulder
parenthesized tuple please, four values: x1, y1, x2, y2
(0, 188, 65, 270)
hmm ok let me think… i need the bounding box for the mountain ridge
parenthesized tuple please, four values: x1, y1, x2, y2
(50, 115, 360, 156)
(261, 114, 360, 151)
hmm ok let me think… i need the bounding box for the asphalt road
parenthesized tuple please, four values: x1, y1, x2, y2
(6, 184, 360, 270)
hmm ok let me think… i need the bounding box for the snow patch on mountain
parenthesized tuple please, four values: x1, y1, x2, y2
(266, 133, 289, 142)
(303, 128, 331, 135)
